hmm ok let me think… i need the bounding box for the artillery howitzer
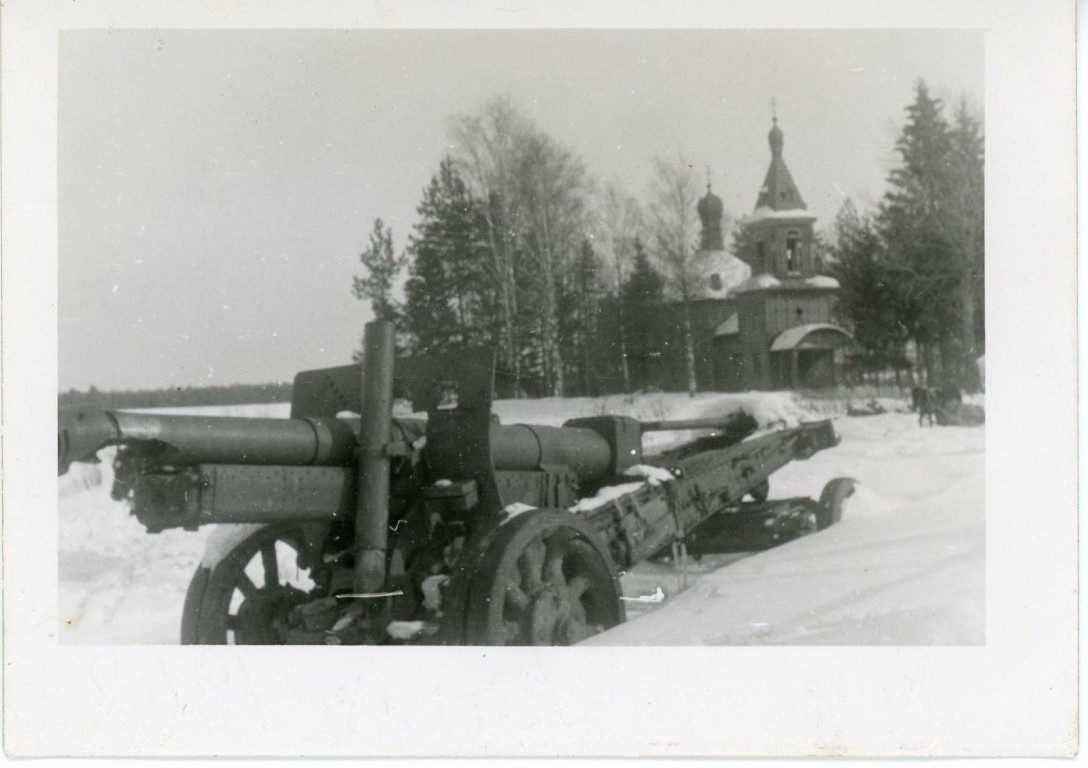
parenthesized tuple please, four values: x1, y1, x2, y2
(59, 321, 855, 646)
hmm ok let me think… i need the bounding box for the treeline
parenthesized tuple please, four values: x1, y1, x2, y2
(353, 97, 720, 398)
(59, 382, 294, 410)
(826, 82, 984, 390)
(354, 85, 983, 396)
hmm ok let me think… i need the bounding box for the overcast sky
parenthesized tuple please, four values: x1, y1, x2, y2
(59, 29, 983, 392)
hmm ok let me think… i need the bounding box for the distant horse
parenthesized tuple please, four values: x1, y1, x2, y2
(912, 382, 963, 427)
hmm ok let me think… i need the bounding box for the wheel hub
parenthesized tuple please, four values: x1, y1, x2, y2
(528, 586, 590, 644)
(234, 586, 307, 644)
(464, 510, 625, 645)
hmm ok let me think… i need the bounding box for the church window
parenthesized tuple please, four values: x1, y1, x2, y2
(786, 230, 801, 273)
(756, 241, 766, 271)
(710, 273, 723, 291)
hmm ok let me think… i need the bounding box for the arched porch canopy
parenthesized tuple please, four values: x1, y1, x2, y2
(770, 323, 852, 352)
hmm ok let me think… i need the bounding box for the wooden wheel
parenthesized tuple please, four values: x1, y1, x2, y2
(181, 523, 317, 644)
(464, 510, 624, 646)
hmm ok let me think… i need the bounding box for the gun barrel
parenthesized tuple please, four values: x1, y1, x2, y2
(490, 423, 614, 480)
(58, 408, 753, 484)
(58, 408, 617, 481)
(58, 409, 361, 475)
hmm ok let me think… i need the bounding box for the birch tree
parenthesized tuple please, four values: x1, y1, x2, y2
(448, 96, 595, 397)
(648, 154, 706, 397)
(596, 183, 644, 393)
(514, 131, 594, 396)
(447, 97, 531, 393)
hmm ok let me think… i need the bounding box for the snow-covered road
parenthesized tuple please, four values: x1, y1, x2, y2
(58, 393, 984, 645)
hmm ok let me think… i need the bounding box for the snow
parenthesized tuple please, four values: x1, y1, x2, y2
(623, 464, 677, 485)
(730, 273, 782, 293)
(201, 523, 265, 567)
(590, 472, 983, 645)
(804, 275, 840, 288)
(386, 620, 427, 640)
(746, 206, 818, 222)
(58, 393, 984, 645)
(730, 273, 839, 296)
(568, 482, 646, 513)
(694, 250, 751, 299)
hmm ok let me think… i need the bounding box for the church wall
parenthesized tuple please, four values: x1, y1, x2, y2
(764, 291, 834, 336)
(736, 293, 771, 390)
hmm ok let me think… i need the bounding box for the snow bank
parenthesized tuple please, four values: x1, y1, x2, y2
(588, 472, 984, 645)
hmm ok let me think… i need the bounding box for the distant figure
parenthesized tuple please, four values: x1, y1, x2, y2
(911, 386, 936, 427)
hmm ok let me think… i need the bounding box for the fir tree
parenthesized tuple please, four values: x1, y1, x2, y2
(878, 81, 984, 387)
(402, 158, 492, 354)
(566, 238, 604, 395)
(944, 98, 985, 389)
(827, 200, 906, 375)
(622, 237, 667, 390)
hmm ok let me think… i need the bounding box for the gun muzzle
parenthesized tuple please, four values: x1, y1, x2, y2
(58, 409, 122, 476)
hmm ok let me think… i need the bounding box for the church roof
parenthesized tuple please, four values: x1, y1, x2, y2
(753, 117, 809, 214)
(694, 250, 750, 299)
(770, 323, 853, 351)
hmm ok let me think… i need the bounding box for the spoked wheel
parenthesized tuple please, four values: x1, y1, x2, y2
(464, 510, 624, 646)
(181, 523, 318, 644)
(817, 477, 857, 530)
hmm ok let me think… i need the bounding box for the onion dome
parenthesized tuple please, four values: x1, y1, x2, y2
(768, 116, 784, 157)
(697, 183, 725, 251)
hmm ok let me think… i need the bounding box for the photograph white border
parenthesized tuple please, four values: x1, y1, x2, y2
(3, 0, 1077, 757)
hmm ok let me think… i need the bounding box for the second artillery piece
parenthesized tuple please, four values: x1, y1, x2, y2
(58, 321, 855, 645)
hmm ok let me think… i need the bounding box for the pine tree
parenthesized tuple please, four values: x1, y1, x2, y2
(402, 158, 492, 354)
(622, 238, 667, 390)
(352, 218, 405, 333)
(352, 216, 409, 356)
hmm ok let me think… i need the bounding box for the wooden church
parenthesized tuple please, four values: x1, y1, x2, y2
(687, 116, 853, 391)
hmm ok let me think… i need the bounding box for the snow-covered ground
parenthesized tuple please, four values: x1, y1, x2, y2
(58, 391, 984, 645)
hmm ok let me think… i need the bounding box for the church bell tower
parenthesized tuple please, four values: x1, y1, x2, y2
(739, 116, 817, 277)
